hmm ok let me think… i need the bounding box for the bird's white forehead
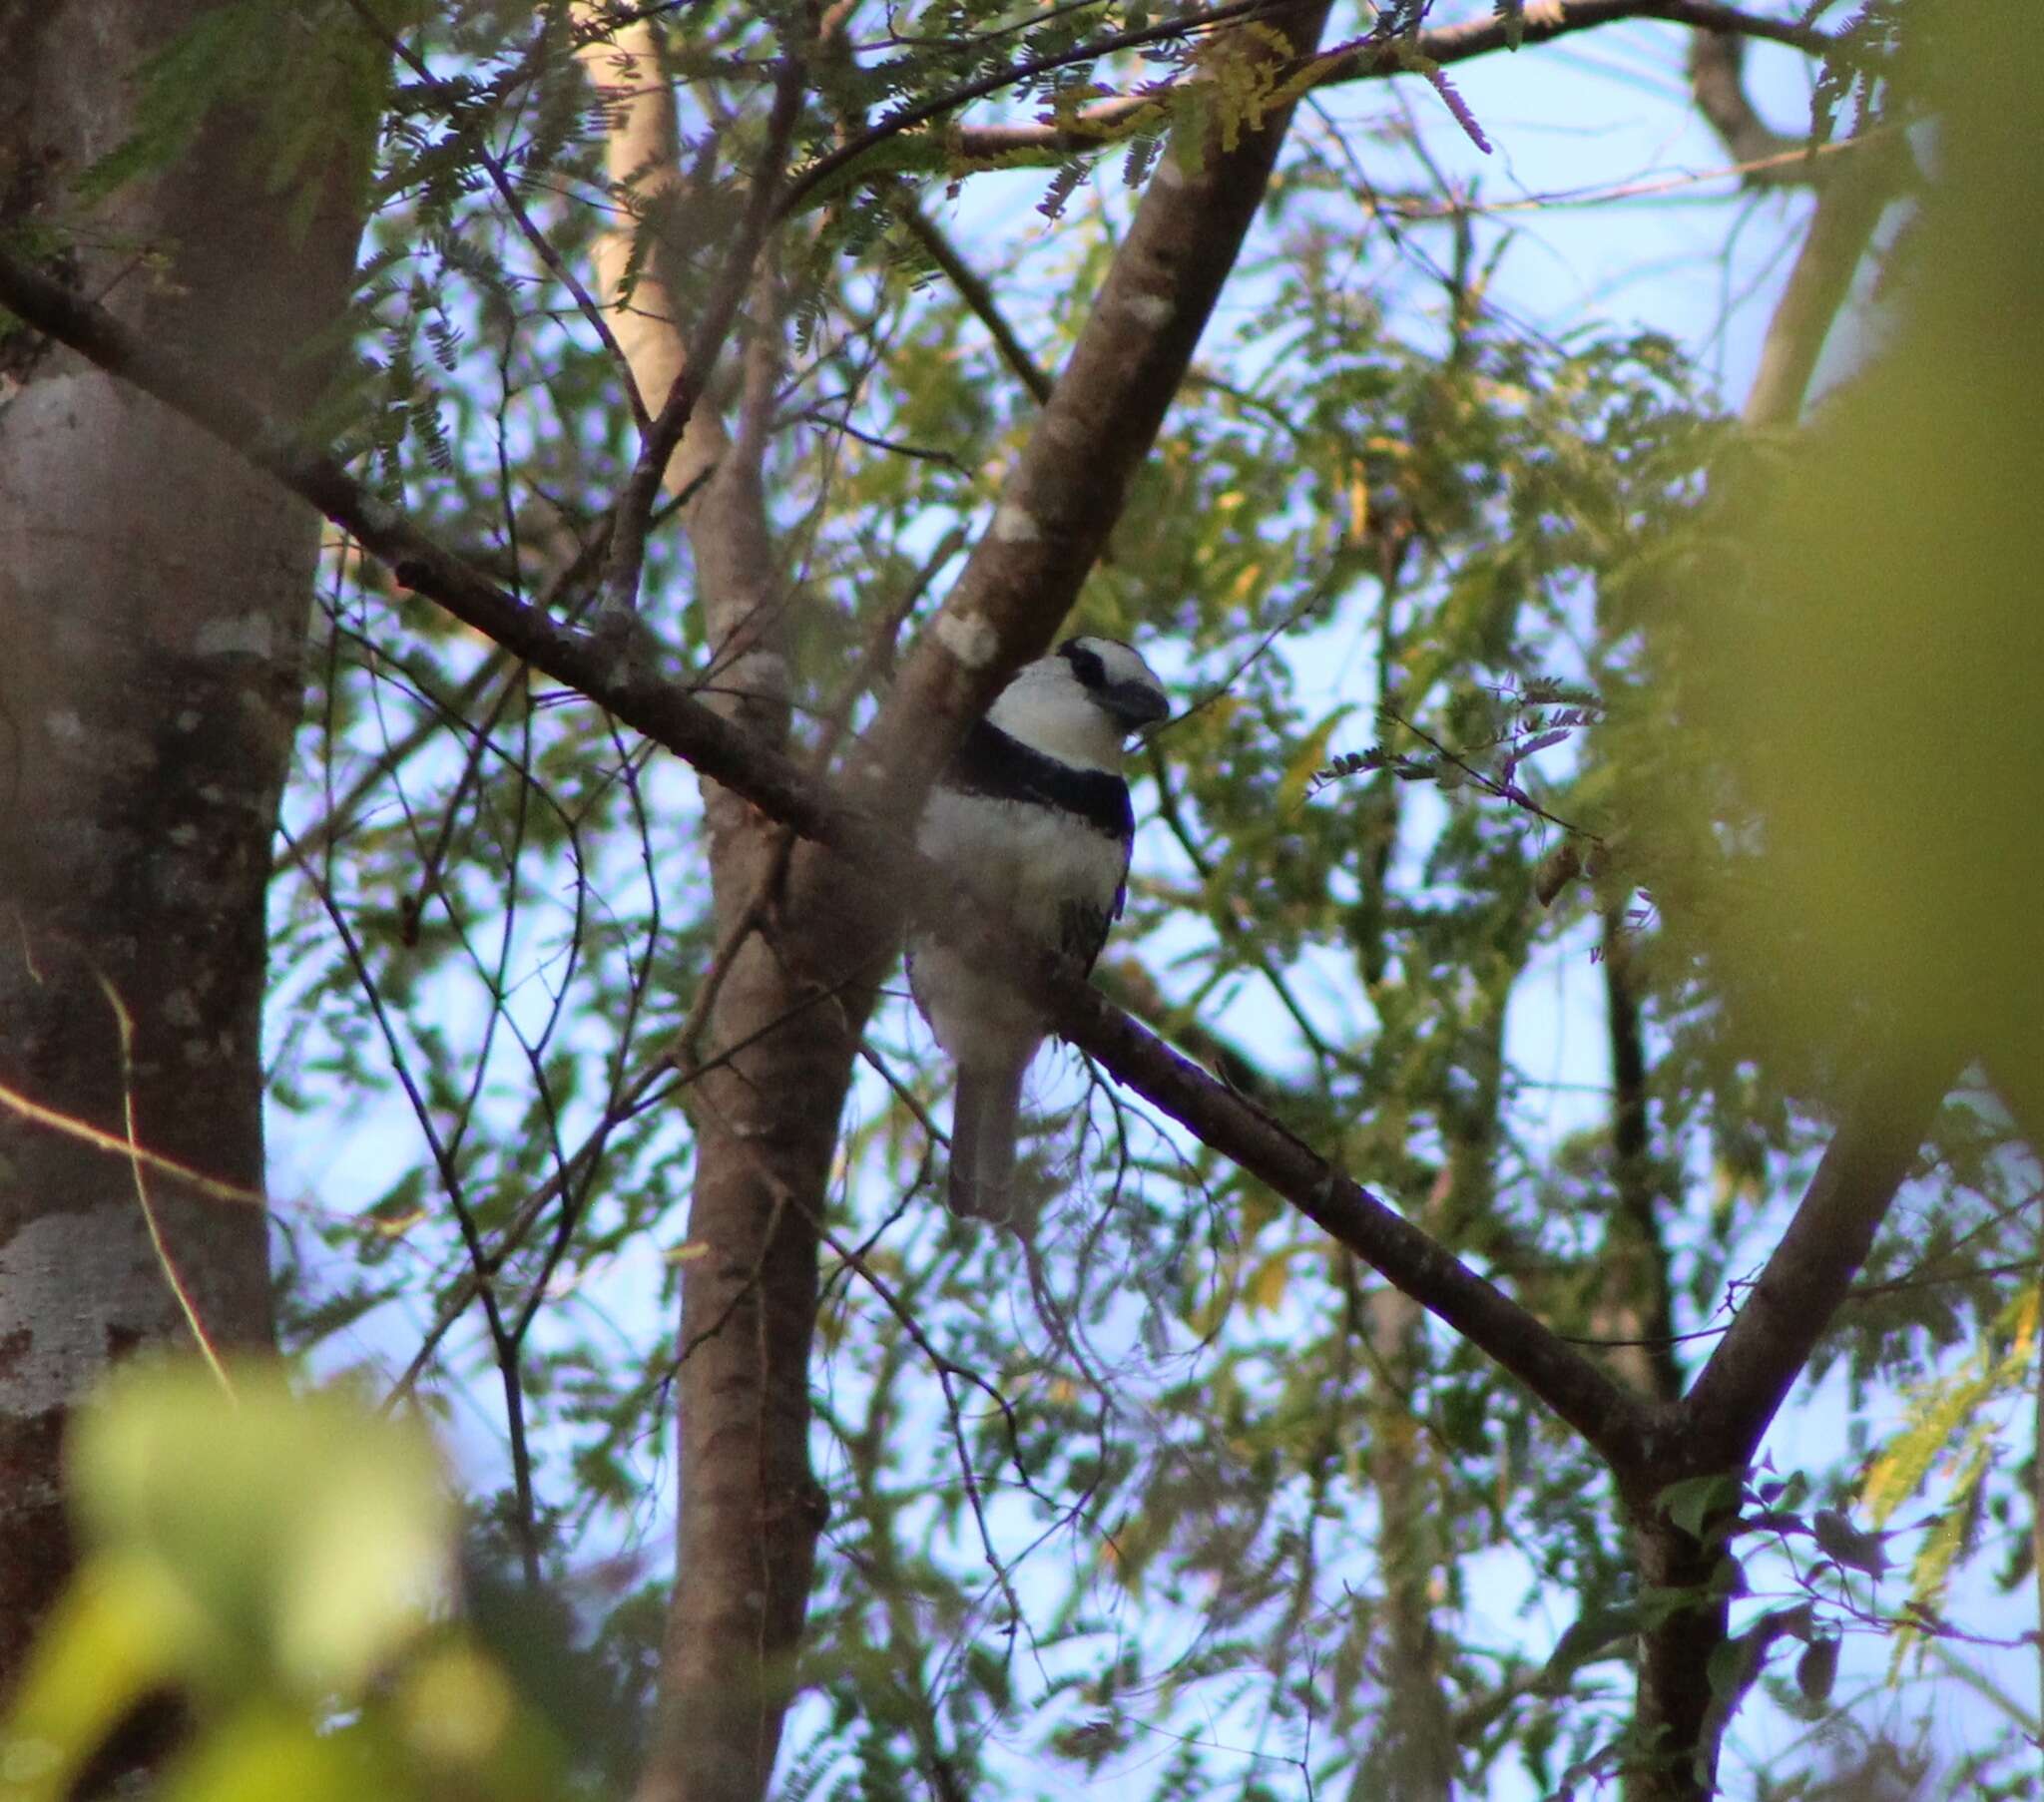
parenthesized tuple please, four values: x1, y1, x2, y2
(1068, 636, 1164, 692)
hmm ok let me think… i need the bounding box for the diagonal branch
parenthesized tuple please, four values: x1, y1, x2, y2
(1679, 1048, 1959, 1467)
(1740, 126, 1910, 430)
(0, 247, 839, 858)
(1049, 967, 1654, 1464)
(852, 0, 1337, 820)
(0, 238, 1655, 1471)
(897, 197, 1054, 406)
(927, 2, 1838, 168)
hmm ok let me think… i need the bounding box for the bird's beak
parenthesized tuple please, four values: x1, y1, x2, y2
(1106, 681, 1171, 731)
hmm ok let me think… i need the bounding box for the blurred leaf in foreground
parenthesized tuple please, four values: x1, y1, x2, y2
(1, 1363, 458, 1802)
(1688, 0, 2043, 1105)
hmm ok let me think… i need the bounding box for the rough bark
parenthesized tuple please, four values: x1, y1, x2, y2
(1622, 1488, 1731, 1802)
(0, 232, 1656, 1465)
(572, 20, 861, 1802)
(0, 0, 372, 1706)
(0, 10, 1947, 1796)
(568, 7, 1339, 1799)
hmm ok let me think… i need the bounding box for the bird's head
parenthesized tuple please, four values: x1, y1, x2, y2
(987, 637, 1171, 772)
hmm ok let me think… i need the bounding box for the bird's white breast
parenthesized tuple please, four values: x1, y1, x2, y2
(913, 789, 1127, 1070)
(917, 788, 1126, 943)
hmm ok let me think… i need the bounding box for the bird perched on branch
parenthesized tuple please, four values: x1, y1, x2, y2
(910, 636, 1171, 1222)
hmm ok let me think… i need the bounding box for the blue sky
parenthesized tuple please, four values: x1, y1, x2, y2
(265, 7, 2036, 1794)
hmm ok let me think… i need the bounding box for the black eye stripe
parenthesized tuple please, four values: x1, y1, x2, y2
(1059, 641, 1107, 687)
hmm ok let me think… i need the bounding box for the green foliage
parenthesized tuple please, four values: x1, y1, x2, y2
(21, 2, 2029, 1797)
(0, 1364, 595, 1802)
(74, 1, 393, 234)
(1661, 1473, 1746, 1543)
(1666, 0, 2044, 1095)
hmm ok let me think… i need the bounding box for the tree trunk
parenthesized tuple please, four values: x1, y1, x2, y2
(577, 7, 1336, 1801)
(1624, 1491, 1731, 1802)
(1360, 1282, 1457, 1802)
(1611, 83, 1911, 1792)
(0, 0, 372, 1702)
(571, 25, 872, 1802)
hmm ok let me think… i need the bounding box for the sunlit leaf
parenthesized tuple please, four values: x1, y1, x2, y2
(70, 1364, 452, 1697)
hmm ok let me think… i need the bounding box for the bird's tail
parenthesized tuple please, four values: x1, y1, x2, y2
(948, 1061, 1028, 1224)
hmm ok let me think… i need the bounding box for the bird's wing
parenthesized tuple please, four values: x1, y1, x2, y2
(1060, 892, 1118, 978)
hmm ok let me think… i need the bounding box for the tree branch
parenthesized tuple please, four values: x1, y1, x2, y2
(851, 0, 1337, 821)
(584, 32, 806, 627)
(1686, 29, 1800, 183)
(1597, 911, 1685, 1406)
(1740, 128, 1909, 429)
(0, 238, 1656, 1472)
(897, 197, 1055, 406)
(1049, 970, 1652, 1464)
(939, 1, 1837, 166)
(776, 0, 1283, 217)
(0, 248, 845, 862)
(1680, 1049, 1958, 1467)
(1614, 90, 1921, 1799)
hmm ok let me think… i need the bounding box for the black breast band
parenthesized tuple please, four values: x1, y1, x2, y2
(946, 720, 1133, 841)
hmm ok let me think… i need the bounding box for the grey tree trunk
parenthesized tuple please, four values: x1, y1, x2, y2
(1360, 1281, 1457, 1802)
(0, 0, 372, 1703)
(572, 7, 1335, 1800)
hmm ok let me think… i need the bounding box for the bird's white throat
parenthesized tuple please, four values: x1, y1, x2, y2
(987, 670, 1130, 772)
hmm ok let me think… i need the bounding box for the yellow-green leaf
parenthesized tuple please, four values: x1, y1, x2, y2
(1278, 707, 1354, 814)
(70, 1362, 452, 1698)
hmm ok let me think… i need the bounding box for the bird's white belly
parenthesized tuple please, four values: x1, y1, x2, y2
(913, 791, 1125, 1070)
(918, 791, 1124, 942)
